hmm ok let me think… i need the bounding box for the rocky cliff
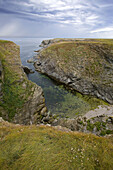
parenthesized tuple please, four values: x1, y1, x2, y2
(34, 38, 113, 104)
(0, 40, 47, 125)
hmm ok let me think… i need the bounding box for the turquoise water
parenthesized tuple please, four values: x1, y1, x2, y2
(0, 38, 95, 118)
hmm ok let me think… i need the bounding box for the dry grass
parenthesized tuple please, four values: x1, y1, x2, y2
(0, 121, 113, 170)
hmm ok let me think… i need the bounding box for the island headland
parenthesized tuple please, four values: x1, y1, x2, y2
(34, 38, 113, 104)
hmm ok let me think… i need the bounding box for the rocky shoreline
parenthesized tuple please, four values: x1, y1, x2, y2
(32, 38, 113, 135)
(52, 105, 113, 136)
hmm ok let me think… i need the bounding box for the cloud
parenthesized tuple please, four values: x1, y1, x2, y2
(91, 26, 113, 33)
(0, 18, 25, 37)
(0, 23, 17, 36)
(0, 0, 113, 37)
(0, 0, 101, 26)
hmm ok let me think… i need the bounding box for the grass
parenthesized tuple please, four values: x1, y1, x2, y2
(50, 38, 113, 47)
(0, 121, 113, 170)
(0, 40, 13, 44)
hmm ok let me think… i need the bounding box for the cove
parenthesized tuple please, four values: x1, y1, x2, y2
(2, 38, 106, 118)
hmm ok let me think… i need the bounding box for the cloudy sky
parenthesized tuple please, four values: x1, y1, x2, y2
(0, 0, 113, 38)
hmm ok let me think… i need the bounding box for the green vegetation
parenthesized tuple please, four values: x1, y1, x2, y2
(44, 85, 107, 118)
(94, 122, 101, 131)
(0, 40, 33, 120)
(0, 57, 24, 119)
(51, 38, 113, 47)
(102, 122, 106, 127)
(100, 130, 113, 136)
(85, 120, 113, 135)
(87, 120, 94, 131)
(0, 40, 13, 43)
(79, 120, 83, 125)
(0, 121, 113, 170)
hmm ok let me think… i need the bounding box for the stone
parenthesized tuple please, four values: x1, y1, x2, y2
(39, 40, 51, 47)
(51, 105, 113, 135)
(0, 117, 4, 123)
(35, 61, 41, 67)
(40, 107, 47, 116)
(110, 117, 113, 124)
(34, 50, 40, 52)
(42, 116, 50, 122)
(27, 58, 35, 63)
(22, 66, 34, 74)
(107, 118, 112, 123)
(52, 119, 58, 126)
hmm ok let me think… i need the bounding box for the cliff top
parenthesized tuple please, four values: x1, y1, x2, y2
(40, 39, 113, 87)
(0, 119, 113, 169)
(40, 38, 113, 47)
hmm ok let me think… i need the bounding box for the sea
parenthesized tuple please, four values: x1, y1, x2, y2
(0, 37, 92, 118)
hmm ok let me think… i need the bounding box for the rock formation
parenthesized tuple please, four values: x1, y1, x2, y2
(22, 66, 34, 74)
(34, 38, 113, 104)
(0, 40, 48, 125)
(52, 105, 113, 136)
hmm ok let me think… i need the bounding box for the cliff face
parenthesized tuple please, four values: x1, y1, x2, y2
(34, 39, 113, 104)
(0, 40, 47, 125)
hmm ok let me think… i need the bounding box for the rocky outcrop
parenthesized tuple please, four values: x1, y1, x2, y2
(27, 58, 35, 63)
(52, 105, 113, 136)
(22, 66, 34, 74)
(0, 40, 48, 125)
(34, 39, 113, 104)
(39, 38, 87, 48)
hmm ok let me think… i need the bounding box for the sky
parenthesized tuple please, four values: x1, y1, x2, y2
(0, 0, 113, 38)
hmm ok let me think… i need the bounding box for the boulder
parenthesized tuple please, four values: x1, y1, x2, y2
(27, 58, 35, 63)
(22, 66, 34, 74)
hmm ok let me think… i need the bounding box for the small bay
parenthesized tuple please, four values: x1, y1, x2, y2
(0, 37, 103, 118)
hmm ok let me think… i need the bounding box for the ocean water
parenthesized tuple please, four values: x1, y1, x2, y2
(0, 37, 93, 118)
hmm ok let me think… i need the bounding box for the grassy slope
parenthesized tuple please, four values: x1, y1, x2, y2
(0, 40, 34, 120)
(0, 121, 113, 170)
